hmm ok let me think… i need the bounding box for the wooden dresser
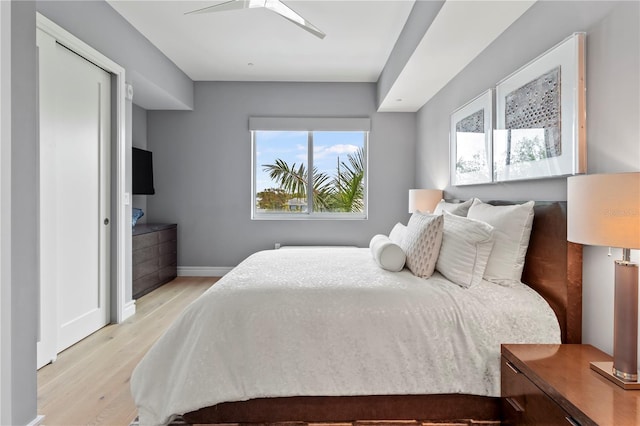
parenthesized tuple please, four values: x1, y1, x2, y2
(132, 223, 177, 299)
(502, 343, 640, 425)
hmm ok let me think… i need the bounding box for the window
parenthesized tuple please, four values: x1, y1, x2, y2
(251, 118, 369, 219)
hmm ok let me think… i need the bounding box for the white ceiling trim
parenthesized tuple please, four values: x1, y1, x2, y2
(378, 0, 537, 112)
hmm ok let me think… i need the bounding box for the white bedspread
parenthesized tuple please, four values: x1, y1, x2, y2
(131, 247, 560, 425)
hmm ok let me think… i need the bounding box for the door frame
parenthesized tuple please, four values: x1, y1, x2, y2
(36, 13, 132, 324)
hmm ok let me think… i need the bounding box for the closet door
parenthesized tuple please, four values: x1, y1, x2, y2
(37, 28, 111, 367)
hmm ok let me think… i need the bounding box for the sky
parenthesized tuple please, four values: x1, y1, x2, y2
(254, 131, 365, 193)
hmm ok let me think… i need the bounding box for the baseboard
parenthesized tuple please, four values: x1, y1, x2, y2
(178, 266, 233, 277)
(27, 415, 45, 426)
(122, 300, 136, 321)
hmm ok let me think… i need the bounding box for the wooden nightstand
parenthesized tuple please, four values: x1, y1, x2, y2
(501, 344, 640, 425)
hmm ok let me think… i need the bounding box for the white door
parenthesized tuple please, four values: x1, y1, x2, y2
(37, 28, 111, 367)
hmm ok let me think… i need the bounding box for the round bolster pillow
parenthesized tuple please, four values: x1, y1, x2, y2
(369, 234, 406, 272)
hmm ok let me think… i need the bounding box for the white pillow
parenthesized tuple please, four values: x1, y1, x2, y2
(433, 198, 474, 217)
(467, 199, 535, 285)
(369, 234, 406, 272)
(436, 211, 495, 288)
(400, 212, 444, 278)
(388, 222, 407, 246)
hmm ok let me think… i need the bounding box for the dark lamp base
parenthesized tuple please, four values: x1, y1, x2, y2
(591, 361, 640, 390)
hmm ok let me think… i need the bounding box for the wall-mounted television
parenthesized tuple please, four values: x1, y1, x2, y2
(132, 147, 155, 195)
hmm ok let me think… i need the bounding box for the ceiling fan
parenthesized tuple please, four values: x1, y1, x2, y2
(185, 0, 326, 39)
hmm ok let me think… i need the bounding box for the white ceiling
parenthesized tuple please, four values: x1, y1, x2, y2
(106, 0, 536, 112)
(107, 0, 416, 83)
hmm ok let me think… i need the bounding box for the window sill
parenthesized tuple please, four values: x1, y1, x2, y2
(252, 213, 367, 221)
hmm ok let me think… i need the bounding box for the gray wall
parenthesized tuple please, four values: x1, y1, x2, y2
(132, 104, 148, 149)
(416, 1, 640, 355)
(576, 1, 640, 357)
(132, 103, 148, 223)
(36, 0, 194, 111)
(416, 0, 625, 198)
(147, 82, 416, 268)
(10, 2, 38, 424)
(0, 1, 9, 422)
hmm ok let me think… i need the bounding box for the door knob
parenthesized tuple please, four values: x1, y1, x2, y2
(104, 218, 109, 225)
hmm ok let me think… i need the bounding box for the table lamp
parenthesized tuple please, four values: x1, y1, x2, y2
(408, 189, 443, 214)
(567, 172, 640, 389)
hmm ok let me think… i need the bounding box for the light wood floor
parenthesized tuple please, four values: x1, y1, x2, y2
(37, 276, 217, 426)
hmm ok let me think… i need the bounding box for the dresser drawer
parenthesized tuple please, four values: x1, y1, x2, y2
(158, 228, 177, 243)
(133, 244, 158, 265)
(133, 272, 160, 298)
(133, 231, 158, 250)
(158, 240, 177, 256)
(133, 258, 158, 280)
(501, 356, 577, 425)
(159, 263, 177, 283)
(159, 252, 176, 268)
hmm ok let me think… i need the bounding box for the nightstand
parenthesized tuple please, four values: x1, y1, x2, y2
(501, 344, 640, 425)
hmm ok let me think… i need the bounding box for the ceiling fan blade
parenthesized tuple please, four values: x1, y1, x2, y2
(185, 0, 258, 15)
(185, 0, 326, 39)
(265, 0, 326, 39)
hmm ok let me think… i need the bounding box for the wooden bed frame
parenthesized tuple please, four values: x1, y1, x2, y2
(183, 201, 583, 424)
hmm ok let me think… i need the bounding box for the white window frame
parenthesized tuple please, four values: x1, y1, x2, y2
(250, 117, 370, 220)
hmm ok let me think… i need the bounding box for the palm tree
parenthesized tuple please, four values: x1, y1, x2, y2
(262, 146, 365, 213)
(262, 160, 334, 211)
(263, 159, 307, 197)
(331, 147, 365, 212)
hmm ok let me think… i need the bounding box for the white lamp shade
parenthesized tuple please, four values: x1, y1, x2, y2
(408, 189, 443, 214)
(567, 172, 640, 249)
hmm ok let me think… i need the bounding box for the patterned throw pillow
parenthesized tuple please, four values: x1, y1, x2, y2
(400, 212, 444, 278)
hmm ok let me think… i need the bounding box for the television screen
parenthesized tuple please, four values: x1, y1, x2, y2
(132, 147, 155, 195)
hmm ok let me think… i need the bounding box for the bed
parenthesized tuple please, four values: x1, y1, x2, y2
(131, 200, 582, 425)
